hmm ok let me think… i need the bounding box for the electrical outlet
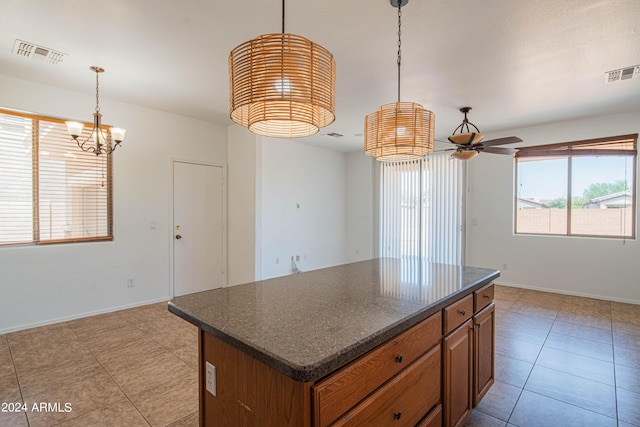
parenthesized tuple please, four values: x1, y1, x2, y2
(502, 263, 508, 271)
(127, 277, 135, 287)
(205, 361, 216, 396)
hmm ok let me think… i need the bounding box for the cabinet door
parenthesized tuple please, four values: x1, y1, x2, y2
(473, 303, 495, 406)
(443, 318, 473, 427)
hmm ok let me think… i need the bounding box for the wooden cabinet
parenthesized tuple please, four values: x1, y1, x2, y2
(196, 283, 495, 427)
(331, 345, 441, 426)
(443, 284, 495, 427)
(313, 313, 441, 427)
(443, 318, 473, 427)
(313, 312, 442, 427)
(473, 303, 495, 406)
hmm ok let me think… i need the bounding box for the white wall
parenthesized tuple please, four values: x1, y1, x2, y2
(466, 110, 640, 303)
(227, 125, 258, 285)
(346, 151, 375, 262)
(0, 75, 228, 333)
(260, 138, 347, 279)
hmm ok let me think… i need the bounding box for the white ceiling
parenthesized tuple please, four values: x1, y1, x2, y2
(1, 0, 639, 153)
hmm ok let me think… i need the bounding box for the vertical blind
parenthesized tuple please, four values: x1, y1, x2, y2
(379, 152, 464, 264)
(0, 109, 112, 246)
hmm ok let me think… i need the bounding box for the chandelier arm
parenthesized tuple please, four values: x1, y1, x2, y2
(452, 123, 465, 135)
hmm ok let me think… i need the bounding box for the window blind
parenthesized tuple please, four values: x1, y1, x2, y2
(515, 134, 637, 160)
(0, 109, 112, 246)
(379, 152, 464, 264)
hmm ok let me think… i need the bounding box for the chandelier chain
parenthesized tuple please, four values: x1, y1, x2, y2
(95, 69, 101, 113)
(397, 2, 402, 103)
(282, 0, 285, 34)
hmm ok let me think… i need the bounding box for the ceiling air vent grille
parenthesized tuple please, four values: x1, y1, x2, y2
(12, 39, 65, 65)
(604, 65, 640, 83)
(325, 132, 343, 138)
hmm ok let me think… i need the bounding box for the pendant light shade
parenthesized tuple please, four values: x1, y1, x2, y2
(364, 102, 435, 162)
(229, 32, 335, 138)
(364, 0, 434, 162)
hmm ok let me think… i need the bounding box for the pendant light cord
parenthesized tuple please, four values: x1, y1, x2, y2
(282, 0, 285, 33)
(397, 2, 402, 103)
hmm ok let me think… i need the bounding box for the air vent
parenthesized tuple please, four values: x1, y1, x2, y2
(604, 65, 640, 83)
(325, 132, 343, 138)
(12, 39, 65, 65)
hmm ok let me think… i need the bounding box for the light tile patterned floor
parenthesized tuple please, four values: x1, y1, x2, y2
(0, 303, 198, 427)
(0, 286, 639, 426)
(465, 285, 640, 427)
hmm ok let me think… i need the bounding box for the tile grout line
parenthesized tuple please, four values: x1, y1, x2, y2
(4, 333, 31, 427)
(503, 292, 561, 425)
(609, 302, 620, 427)
(65, 317, 154, 427)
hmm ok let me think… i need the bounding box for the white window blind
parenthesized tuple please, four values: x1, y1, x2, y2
(379, 152, 464, 264)
(0, 109, 112, 246)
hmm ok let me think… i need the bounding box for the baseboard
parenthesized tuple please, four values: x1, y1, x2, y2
(495, 281, 640, 305)
(0, 296, 170, 335)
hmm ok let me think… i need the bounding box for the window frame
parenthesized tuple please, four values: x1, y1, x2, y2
(514, 134, 637, 239)
(0, 108, 113, 247)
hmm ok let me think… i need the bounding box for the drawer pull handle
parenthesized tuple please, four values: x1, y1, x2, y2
(458, 309, 466, 316)
(483, 294, 490, 299)
(393, 412, 402, 420)
(395, 354, 403, 363)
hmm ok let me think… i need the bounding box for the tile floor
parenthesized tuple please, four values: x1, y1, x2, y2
(0, 285, 638, 426)
(0, 303, 199, 427)
(466, 285, 640, 427)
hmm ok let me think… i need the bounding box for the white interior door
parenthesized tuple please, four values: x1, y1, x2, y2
(173, 161, 225, 296)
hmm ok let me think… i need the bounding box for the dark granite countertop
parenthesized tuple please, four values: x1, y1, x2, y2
(169, 258, 499, 382)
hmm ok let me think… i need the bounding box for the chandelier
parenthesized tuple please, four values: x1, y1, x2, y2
(66, 66, 126, 155)
(228, 0, 336, 138)
(364, 0, 435, 162)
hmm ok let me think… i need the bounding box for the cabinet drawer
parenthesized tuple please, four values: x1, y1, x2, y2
(474, 283, 494, 312)
(416, 404, 442, 427)
(332, 344, 441, 427)
(313, 312, 441, 427)
(443, 294, 473, 335)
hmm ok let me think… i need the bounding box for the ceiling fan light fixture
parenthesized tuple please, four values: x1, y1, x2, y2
(451, 150, 479, 160)
(448, 131, 484, 146)
(448, 106, 485, 145)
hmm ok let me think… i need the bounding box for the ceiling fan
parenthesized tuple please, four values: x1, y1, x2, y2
(440, 107, 522, 160)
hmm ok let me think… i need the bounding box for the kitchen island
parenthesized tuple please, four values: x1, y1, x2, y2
(169, 258, 499, 427)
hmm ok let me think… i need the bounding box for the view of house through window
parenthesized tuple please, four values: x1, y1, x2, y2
(0, 109, 112, 246)
(515, 134, 637, 238)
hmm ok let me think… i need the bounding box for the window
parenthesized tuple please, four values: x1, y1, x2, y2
(0, 109, 112, 246)
(515, 134, 637, 238)
(379, 152, 464, 264)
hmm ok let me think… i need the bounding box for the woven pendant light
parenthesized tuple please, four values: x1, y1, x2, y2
(229, 1, 336, 138)
(364, 0, 434, 162)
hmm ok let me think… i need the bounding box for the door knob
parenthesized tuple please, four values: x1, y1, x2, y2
(175, 235, 182, 240)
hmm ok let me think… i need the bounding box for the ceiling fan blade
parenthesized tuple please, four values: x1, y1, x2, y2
(482, 136, 523, 147)
(482, 146, 519, 155)
(433, 148, 457, 153)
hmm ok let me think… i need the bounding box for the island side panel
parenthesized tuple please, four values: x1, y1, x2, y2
(200, 330, 311, 427)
